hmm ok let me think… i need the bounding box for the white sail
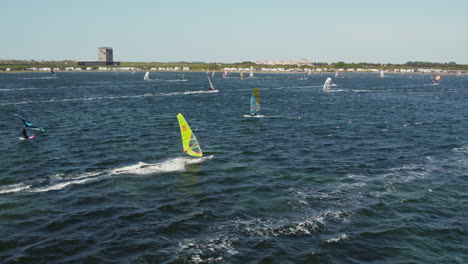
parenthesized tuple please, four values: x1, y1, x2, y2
(323, 77, 332, 92)
(144, 71, 150, 81)
(380, 70, 385, 78)
(335, 71, 339, 77)
(249, 66, 254, 78)
(212, 70, 215, 77)
(207, 76, 216, 91)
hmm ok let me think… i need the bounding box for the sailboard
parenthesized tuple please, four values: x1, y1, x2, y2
(240, 71, 244, 80)
(212, 70, 215, 77)
(323, 77, 333, 92)
(249, 66, 254, 78)
(207, 76, 217, 91)
(335, 71, 339, 77)
(177, 113, 203, 157)
(380, 70, 385, 78)
(249, 88, 260, 116)
(223, 70, 228, 78)
(15, 114, 45, 132)
(144, 71, 150, 81)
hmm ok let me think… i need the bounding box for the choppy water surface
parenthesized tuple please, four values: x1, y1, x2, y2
(0, 72, 467, 263)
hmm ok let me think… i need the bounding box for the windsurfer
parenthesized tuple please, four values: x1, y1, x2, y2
(22, 127, 28, 139)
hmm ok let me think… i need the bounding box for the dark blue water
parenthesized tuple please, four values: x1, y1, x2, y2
(0, 71, 467, 263)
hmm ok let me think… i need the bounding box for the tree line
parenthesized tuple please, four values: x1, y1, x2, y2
(1, 60, 467, 71)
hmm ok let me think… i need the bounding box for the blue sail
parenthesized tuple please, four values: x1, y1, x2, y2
(15, 114, 45, 132)
(250, 88, 260, 115)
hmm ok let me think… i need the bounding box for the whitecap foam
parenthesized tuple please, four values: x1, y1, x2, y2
(0, 87, 40, 92)
(243, 114, 265, 118)
(162, 90, 217, 96)
(453, 146, 468, 153)
(230, 218, 321, 237)
(177, 235, 239, 262)
(0, 183, 32, 194)
(1, 156, 212, 194)
(30, 175, 108, 193)
(110, 156, 212, 175)
(324, 234, 349, 243)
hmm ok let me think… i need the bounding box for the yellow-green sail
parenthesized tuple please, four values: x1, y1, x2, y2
(177, 113, 203, 157)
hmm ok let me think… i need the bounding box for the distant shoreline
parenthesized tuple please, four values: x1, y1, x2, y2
(1, 70, 466, 74)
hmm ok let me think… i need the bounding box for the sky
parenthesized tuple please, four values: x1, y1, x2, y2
(1, 0, 468, 64)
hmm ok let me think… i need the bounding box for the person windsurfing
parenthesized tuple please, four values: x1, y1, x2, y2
(15, 114, 45, 139)
(433, 75, 441, 84)
(22, 127, 29, 139)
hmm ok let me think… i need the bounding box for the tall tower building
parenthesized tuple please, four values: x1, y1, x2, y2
(78, 47, 120, 66)
(98, 47, 113, 63)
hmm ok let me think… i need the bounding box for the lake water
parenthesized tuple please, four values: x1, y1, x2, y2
(0, 71, 466, 263)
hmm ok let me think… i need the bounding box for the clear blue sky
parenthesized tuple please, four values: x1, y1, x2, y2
(2, 0, 467, 64)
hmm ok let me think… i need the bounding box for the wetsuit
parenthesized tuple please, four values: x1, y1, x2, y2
(22, 128, 28, 139)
